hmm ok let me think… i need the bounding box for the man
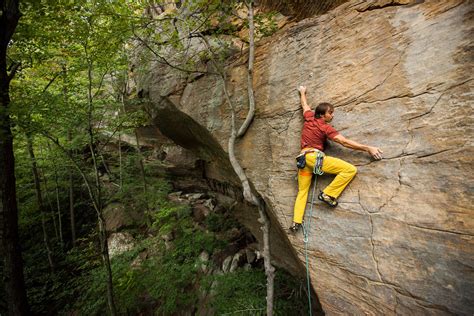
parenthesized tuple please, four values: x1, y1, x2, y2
(290, 86, 383, 232)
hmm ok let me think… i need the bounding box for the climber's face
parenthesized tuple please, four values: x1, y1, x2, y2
(322, 108, 334, 123)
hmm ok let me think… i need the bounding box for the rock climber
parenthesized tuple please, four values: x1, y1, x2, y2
(290, 86, 383, 232)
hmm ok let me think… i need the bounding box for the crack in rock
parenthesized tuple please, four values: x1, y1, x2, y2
(416, 148, 453, 159)
(266, 109, 299, 135)
(402, 121, 413, 157)
(259, 107, 300, 120)
(403, 77, 472, 119)
(315, 258, 454, 314)
(379, 159, 403, 213)
(405, 222, 474, 237)
(346, 88, 438, 109)
(336, 47, 406, 108)
(407, 92, 444, 122)
(356, 0, 415, 13)
(335, 57, 472, 111)
(358, 190, 383, 282)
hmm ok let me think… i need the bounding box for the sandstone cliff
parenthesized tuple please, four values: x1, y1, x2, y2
(135, 0, 473, 314)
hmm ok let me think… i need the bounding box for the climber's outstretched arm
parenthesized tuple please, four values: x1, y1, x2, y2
(297, 85, 311, 113)
(333, 134, 383, 160)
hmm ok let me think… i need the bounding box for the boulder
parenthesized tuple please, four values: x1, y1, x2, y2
(245, 248, 257, 264)
(103, 202, 145, 232)
(229, 251, 245, 273)
(222, 256, 233, 273)
(192, 203, 210, 223)
(197, 251, 210, 273)
(108, 232, 135, 258)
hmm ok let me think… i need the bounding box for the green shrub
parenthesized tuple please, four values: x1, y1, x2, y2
(209, 269, 310, 315)
(64, 199, 228, 315)
(65, 236, 200, 315)
(204, 211, 240, 233)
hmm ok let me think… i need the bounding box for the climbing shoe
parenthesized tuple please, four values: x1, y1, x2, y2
(289, 222, 302, 233)
(318, 191, 338, 207)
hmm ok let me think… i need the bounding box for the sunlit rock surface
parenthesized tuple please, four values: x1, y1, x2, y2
(136, 0, 474, 314)
(108, 232, 135, 258)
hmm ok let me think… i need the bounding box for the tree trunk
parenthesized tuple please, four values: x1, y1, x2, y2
(87, 58, 117, 316)
(0, 1, 30, 314)
(26, 133, 55, 272)
(258, 202, 275, 315)
(118, 124, 123, 190)
(89, 143, 117, 316)
(69, 164, 75, 246)
(119, 82, 148, 196)
(98, 215, 115, 316)
(67, 143, 75, 245)
(0, 114, 30, 316)
(134, 131, 148, 196)
(53, 166, 64, 248)
(38, 144, 59, 240)
(200, 1, 275, 314)
(119, 79, 151, 226)
(46, 133, 118, 315)
(133, 130, 153, 226)
(38, 158, 60, 241)
(63, 68, 76, 247)
(46, 141, 64, 248)
(245, 4, 275, 314)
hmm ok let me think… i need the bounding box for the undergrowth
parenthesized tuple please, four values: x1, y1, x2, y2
(16, 152, 310, 315)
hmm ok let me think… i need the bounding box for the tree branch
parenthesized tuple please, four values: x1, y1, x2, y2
(41, 133, 100, 215)
(199, 33, 259, 206)
(132, 30, 216, 75)
(42, 71, 62, 93)
(7, 61, 21, 83)
(237, 1, 256, 138)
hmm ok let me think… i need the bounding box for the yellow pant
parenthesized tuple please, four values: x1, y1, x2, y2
(293, 152, 357, 224)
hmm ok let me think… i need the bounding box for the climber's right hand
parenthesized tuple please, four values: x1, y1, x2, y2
(298, 85, 306, 94)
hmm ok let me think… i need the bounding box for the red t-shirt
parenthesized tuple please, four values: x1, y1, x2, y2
(300, 110, 339, 151)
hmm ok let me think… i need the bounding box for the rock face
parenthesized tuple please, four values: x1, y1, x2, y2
(137, 0, 473, 315)
(259, 0, 349, 20)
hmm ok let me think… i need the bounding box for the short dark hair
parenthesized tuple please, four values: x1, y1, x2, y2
(315, 102, 334, 118)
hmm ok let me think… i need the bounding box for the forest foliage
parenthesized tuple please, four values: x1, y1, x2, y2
(1, 0, 308, 315)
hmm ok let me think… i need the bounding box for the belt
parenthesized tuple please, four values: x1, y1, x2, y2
(300, 147, 324, 156)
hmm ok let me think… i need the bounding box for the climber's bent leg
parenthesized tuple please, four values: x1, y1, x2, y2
(292, 153, 316, 224)
(321, 156, 357, 199)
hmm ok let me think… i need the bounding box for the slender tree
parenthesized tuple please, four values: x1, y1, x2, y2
(0, 0, 30, 314)
(242, 4, 275, 313)
(85, 51, 117, 315)
(38, 160, 60, 241)
(67, 130, 76, 246)
(198, 2, 275, 313)
(134, 1, 276, 313)
(9, 2, 137, 313)
(26, 133, 55, 272)
(52, 150, 64, 248)
(62, 66, 76, 246)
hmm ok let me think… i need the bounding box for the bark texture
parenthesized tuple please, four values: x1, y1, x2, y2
(0, 0, 30, 315)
